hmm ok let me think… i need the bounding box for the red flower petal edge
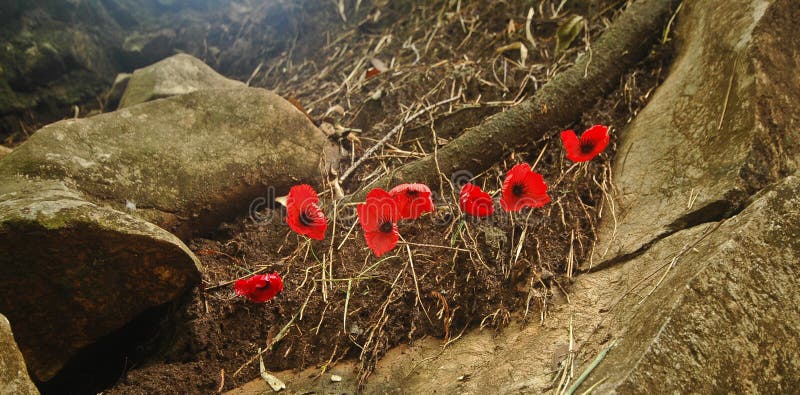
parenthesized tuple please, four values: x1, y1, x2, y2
(286, 184, 328, 240)
(357, 188, 400, 257)
(500, 163, 551, 212)
(234, 273, 284, 303)
(459, 183, 494, 217)
(561, 124, 609, 162)
(389, 183, 434, 220)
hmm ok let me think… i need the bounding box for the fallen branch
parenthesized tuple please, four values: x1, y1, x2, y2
(338, 95, 460, 183)
(346, 0, 681, 202)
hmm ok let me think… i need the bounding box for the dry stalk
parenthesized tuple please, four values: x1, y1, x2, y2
(339, 95, 460, 183)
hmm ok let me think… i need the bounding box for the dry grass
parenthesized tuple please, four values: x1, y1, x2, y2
(225, 0, 671, 386)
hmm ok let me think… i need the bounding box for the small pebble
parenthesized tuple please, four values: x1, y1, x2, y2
(330, 374, 342, 382)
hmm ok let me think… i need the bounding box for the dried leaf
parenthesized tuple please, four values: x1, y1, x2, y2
(335, 0, 347, 22)
(506, 18, 516, 35)
(331, 177, 344, 200)
(555, 15, 584, 54)
(495, 42, 521, 54)
(346, 131, 361, 146)
(369, 57, 389, 72)
(525, 7, 536, 49)
(259, 349, 286, 392)
(319, 122, 337, 136)
(325, 105, 346, 117)
(323, 140, 343, 178)
(495, 42, 528, 66)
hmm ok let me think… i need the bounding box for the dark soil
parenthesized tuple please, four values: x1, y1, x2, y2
(94, 1, 673, 393)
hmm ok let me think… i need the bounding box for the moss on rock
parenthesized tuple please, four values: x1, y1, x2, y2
(0, 176, 201, 382)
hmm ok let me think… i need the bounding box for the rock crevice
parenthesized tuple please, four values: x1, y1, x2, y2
(588, 0, 800, 269)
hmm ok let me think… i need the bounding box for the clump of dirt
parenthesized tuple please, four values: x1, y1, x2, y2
(106, 1, 673, 393)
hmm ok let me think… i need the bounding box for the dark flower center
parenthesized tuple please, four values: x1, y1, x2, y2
(299, 210, 314, 226)
(512, 184, 525, 197)
(406, 190, 419, 197)
(580, 142, 595, 153)
(379, 221, 393, 233)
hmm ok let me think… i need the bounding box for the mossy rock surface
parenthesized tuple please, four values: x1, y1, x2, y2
(0, 87, 325, 239)
(0, 177, 201, 382)
(119, 53, 245, 109)
(0, 76, 322, 382)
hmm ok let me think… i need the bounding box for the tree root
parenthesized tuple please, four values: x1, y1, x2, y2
(345, 0, 681, 202)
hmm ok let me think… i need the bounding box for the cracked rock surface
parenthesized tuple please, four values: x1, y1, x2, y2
(588, 0, 800, 268)
(586, 173, 800, 393)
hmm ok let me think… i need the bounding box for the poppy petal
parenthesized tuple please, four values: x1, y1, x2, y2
(357, 201, 376, 232)
(500, 163, 550, 212)
(580, 124, 610, 158)
(234, 273, 284, 303)
(358, 188, 398, 231)
(302, 204, 329, 239)
(499, 163, 528, 211)
(364, 226, 399, 257)
(286, 185, 328, 239)
(234, 277, 254, 296)
(287, 184, 319, 208)
(358, 188, 401, 256)
(389, 183, 434, 219)
(561, 125, 609, 162)
(459, 183, 494, 217)
(560, 130, 581, 160)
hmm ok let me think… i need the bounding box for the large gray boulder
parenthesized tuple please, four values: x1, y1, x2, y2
(0, 79, 325, 381)
(0, 87, 325, 239)
(588, 0, 800, 267)
(0, 314, 38, 395)
(0, 177, 201, 382)
(119, 53, 245, 109)
(582, 173, 800, 392)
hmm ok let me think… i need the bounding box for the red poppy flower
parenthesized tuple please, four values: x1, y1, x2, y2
(234, 273, 284, 303)
(459, 183, 494, 217)
(286, 184, 327, 240)
(560, 124, 610, 162)
(357, 188, 400, 257)
(389, 183, 434, 220)
(500, 163, 551, 212)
